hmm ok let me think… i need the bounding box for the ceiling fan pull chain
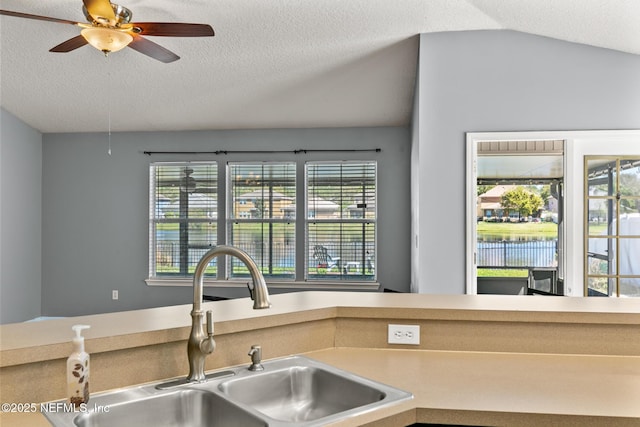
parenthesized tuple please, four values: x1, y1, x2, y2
(108, 109, 112, 156)
(107, 54, 112, 156)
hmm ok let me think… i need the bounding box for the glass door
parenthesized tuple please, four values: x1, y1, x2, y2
(585, 157, 640, 297)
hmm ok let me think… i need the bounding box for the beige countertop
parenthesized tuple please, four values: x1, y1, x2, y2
(306, 348, 640, 426)
(2, 292, 639, 366)
(1, 292, 639, 426)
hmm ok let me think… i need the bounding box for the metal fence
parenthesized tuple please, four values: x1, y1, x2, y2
(477, 239, 557, 268)
(155, 242, 295, 271)
(155, 241, 374, 276)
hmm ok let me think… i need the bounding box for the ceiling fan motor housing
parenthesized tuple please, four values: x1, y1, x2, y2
(83, 3, 132, 27)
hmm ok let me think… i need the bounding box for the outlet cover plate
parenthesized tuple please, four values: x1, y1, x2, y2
(388, 324, 420, 345)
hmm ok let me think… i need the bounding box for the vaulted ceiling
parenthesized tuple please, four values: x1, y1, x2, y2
(1, 0, 638, 133)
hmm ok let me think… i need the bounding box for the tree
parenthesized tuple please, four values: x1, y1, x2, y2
(539, 186, 551, 209)
(501, 187, 544, 218)
(620, 173, 640, 213)
(477, 184, 494, 196)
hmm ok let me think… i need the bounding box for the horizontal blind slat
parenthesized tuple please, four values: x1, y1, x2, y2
(150, 162, 218, 278)
(306, 161, 376, 281)
(227, 162, 296, 279)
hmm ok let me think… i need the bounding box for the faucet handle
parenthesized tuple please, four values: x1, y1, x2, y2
(248, 345, 264, 371)
(206, 310, 214, 336)
(246, 282, 254, 301)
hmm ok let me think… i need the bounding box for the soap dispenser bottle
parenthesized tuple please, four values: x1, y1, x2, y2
(67, 324, 90, 408)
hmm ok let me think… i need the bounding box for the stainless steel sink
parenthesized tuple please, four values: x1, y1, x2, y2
(84, 388, 265, 427)
(47, 388, 266, 427)
(218, 356, 410, 424)
(44, 356, 412, 427)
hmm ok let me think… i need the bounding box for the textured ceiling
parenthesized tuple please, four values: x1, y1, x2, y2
(1, 0, 639, 133)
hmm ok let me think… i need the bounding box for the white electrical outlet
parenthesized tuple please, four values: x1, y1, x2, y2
(388, 324, 420, 345)
(112, 290, 119, 300)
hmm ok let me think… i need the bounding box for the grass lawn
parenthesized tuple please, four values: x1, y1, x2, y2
(477, 221, 557, 237)
(588, 223, 608, 235)
(477, 268, 529, 278)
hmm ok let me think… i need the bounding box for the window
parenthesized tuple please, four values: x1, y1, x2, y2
(471, 139, 565, 295)
(467, 130, 640, 296)
(227, 162, 296, 279)
(306, 161, 376, 281)
(149, 163, 218, 278)
(149, 159, 378, 285)
(585, 156, 640, 297)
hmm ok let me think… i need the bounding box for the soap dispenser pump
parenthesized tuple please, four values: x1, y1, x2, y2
(67, 324, 90, 408)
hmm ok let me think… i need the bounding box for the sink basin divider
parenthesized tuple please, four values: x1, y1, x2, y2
(155, 370, 235, 390)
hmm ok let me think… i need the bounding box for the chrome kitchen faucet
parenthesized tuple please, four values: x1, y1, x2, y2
(187, 245, 271, 382)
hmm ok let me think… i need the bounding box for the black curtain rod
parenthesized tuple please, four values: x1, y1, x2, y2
(143, 148, 381, 156)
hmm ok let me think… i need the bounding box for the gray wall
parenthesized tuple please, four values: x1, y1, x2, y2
(410, 53, 422, 295)
(41, 127, 411, 317)
(412, 30, 640, 294)
(6, 30, 640, 321)
(0, 108, 42, 323)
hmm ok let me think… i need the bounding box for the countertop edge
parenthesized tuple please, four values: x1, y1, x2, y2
(2, 292, 639, 367)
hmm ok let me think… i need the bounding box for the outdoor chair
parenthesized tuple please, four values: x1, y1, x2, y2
(527, 268, 559, 295)
(312, 245, 340, 273)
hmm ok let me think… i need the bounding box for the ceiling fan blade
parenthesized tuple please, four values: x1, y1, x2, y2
(0, 9, 80, 25)
(82, 0, 115, 23)
(50, 35, 88, 53)
(131, 22, 214, 37)
(128, 36, 179, 63)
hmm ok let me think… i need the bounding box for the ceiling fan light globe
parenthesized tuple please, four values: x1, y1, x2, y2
(81, 27, 133, 53)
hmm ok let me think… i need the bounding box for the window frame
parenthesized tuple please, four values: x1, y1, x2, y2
(584, 155, 640, 297)
(305, 160, 378, 282)
(226, 161, 297, 281)
(148, 161, 219, 280)
(147, 158, 379, 290)
(466, 130, 640, 296)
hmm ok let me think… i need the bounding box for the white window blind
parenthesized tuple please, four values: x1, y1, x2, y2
(306, 161, 376, 281)
(227, 162, 296, 279)
(149, 162, 218, 278)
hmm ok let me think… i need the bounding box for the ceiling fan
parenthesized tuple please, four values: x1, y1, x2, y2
(0, 0, 214, 63)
